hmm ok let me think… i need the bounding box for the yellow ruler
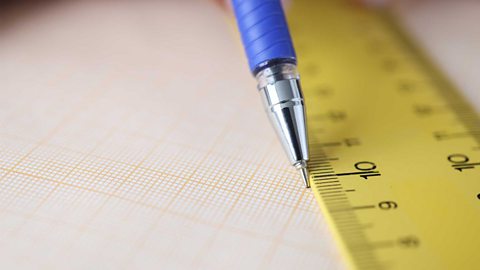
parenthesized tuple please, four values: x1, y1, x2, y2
(289, 1, 480, 269)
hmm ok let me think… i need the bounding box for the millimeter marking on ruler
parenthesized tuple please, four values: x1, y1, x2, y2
(290, 1, 480, 270)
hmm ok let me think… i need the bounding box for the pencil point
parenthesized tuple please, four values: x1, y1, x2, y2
(299, 166, 310, 188)
(294, 160, 310, 188)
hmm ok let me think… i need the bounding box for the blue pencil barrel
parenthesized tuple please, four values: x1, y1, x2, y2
(231, 0, 297, 74)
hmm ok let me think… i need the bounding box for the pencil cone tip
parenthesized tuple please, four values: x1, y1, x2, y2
(300, 167, 310, 188)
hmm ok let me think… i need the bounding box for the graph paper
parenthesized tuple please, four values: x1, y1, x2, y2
(0, 1, 343, 269)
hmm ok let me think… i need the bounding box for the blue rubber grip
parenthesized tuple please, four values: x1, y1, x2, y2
(232, 0, 297, 74)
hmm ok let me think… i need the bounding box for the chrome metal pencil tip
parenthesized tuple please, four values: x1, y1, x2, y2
(299, 166, 310, 189)
(256, 63, 310, 188)
(294, 160, 309, 188)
